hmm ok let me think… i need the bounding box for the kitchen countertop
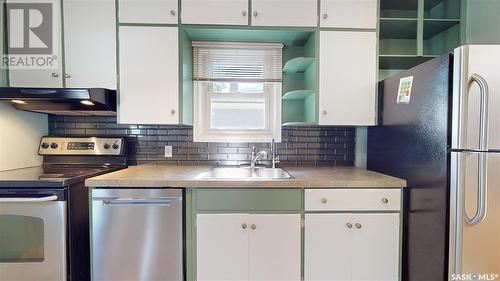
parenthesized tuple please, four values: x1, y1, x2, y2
(85, 165, 406, 188)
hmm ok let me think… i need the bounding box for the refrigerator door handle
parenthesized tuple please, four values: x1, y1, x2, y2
(462, 74, 490, 151)
(465, 152, 488, 226)
(461, 74, 489, 226)
(470, 73, 490, 151)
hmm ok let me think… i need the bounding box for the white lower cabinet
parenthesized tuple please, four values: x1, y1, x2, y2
(196, 213, 301, 281)
(305, 213, 400, 281)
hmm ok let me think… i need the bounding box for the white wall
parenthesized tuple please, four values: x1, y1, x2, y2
(0, 103, 48, 171)
(0, 1, 48, 171)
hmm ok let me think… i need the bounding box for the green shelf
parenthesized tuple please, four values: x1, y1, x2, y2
(379, 55, 438, 69)
(380, 19, 418, 39)
(282, 57, 315, 73)
(282, 122, 319, 127)
(423, 19, 460, 39)
(379, 0, 462, 72)
(183, 28, 313, 46)
(282, 90, 315, 100)
(381, 0, 418, 10)
(424, 0, 461, 19)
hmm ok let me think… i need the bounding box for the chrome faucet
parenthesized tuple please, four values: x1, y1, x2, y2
(250, 146, 268, 167)
(270, 138, 280, 168)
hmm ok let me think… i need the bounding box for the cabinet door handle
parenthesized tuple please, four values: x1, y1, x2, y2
(242, 10, 247, 16)
(381, 197, 389, 204)
(355, 223, 362, 229)
(346, 222, 353, 229)
(322, 110, 327, 115)
(51, 72, 59, 78)
(322, 13, 328, 19)
(170, 109, 176, 115)
(321, 198, 328, 204)
(251, 224, 256, 230)
(242, 223, 247, 229)
(64, 73, 71, 79)
(253, 11, 258, 17)
(170, 10, 176, 16)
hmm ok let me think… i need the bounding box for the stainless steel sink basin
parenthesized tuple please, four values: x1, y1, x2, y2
(200, 167, 294, 179)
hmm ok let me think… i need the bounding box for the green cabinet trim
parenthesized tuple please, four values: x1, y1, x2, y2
(196, 189, 303, 212)
(187, 187, 404, 281)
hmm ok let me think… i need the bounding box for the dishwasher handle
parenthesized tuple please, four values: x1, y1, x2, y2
(97, 197, 179, 206)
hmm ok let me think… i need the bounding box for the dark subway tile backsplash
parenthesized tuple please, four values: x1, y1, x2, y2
(48, 116, 356, 166)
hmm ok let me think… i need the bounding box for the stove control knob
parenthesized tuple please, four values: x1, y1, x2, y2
(41, 142, 49, 149)
(103, 143, 111, 149)
(112, 143, 120, 150)
(50, 143, 58, 149)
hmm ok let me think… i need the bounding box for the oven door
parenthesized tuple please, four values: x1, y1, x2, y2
(0, 191, 67, 281)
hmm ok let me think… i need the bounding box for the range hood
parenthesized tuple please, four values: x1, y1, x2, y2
(0, 88, 117, 116)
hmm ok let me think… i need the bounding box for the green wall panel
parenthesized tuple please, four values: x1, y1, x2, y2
(465, 0, 500, 44)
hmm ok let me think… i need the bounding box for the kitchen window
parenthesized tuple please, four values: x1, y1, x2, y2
(193, 42, 283, 142)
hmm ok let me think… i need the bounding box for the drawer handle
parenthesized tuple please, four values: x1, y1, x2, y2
(346, 222, 353, 229)
(381, 197, 389, 204)
(321, 198, 328, 204)
(242, 223, 247, 230)
(355, 223, 362, 229)
(251, 224, 257, 230)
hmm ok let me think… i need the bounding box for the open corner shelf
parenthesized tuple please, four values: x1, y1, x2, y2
(282, 57, 315, 73)
(282, 90, 315, 100)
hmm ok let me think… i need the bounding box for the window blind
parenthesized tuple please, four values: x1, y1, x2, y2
(192, 42, 283, 82)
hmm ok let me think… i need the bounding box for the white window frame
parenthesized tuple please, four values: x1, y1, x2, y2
(192, 42, 283, 143)
(194, 81, 281, 142)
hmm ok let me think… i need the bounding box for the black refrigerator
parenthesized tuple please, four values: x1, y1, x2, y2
(369, 45, 500, 281)
(368, 54, 453, 281)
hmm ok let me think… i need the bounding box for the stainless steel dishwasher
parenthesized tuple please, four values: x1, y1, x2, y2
(91, 189, 184, 281)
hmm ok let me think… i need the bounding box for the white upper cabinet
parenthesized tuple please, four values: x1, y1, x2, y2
(319, 31, 377, 126)
(63, 0, 116, 89)
(119, 0, 178, 24)
(8, 0, 63, 87)
(181, 0, 248, 25)
(118, 26, 179, 124)
(320, 0, 377, 28)
(251, 0, 318, 27)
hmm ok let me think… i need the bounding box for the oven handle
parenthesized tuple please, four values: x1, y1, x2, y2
(0, 195, 59, 203)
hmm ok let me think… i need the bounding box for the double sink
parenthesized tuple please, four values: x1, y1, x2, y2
(201, 167, 294, 179)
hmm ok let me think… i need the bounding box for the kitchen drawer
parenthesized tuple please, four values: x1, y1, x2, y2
(196, 189, 302, 212)
(305, 189, 401, 211)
